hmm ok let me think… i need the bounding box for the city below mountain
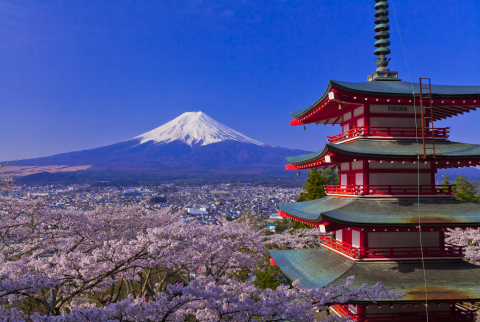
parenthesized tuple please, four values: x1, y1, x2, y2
(11, 112, 310, 177)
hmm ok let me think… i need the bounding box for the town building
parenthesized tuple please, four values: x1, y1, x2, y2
(270, 1, 480, 320)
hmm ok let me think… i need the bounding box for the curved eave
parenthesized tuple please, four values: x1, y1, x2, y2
(325, 142, 480, 160)
(270, 247, 480, 302)
(285, 140, 480, 167)
(285, 146, 329, 165)
(290, 80, 480, 120)
(290, 81, 334, 119)
(278, 197, 480, 227)
(332, 80, 480, 98)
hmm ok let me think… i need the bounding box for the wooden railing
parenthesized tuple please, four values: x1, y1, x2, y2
(327, 126, 450, 143)
(319, 235, 464, 259)
(330, 304, 354, 318)
(331, 304, 476, 322)
(319, 235, 360, 258)
(360, 244, 463, 259)
(324, 185, 455, 196)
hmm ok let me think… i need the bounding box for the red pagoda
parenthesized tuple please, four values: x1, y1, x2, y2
(270, 1, 480, 321)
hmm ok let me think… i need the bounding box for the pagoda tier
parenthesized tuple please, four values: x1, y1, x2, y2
(285, 140, 480, 167)
(276, 197, 480, 262)
(270, 247, 480, 302)
(289, 80, 480, 126)
(286, 139, 480, 198)
(277, 197, 480, 229)
(270, 247, 478, 321)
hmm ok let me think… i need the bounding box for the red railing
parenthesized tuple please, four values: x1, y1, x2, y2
(319, 235, 464, 259)
(359, 244, 463, 259)
(331, 304, 354, 318)
(327, 126, 450, 143)
(319, 235, 360, 258)
(332, 304, 476, 322)
(324, 185, 455, 196)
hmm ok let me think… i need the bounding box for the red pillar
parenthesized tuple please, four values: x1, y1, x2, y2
(360, 230, 368, 249)
(343, 229, 352, 245)
(363, 160, 369, 195)
(364, 104, 370, 127)
(439, 230, 445, 247)
(431, 162, 436, 190)
(357, 304, 365, 319)
(361, 103, 370, 194)
(450, 302, 455, 314)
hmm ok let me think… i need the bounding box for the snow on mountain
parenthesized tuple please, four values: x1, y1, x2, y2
(12, 111, 312, 175)
(131, 111, 269, 147)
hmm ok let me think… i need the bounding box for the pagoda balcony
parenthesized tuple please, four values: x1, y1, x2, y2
(324, 184, 455, 198)
(319, 235, 464, 260)
(331, 304, 476, 322)
(327, 126, 450, 143)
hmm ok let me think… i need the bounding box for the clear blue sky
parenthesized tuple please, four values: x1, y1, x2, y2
(1, 0, 479, 161)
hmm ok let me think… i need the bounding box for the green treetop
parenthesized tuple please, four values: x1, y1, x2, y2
(441, 173, 480, 203)
(297, 168, 339, 202)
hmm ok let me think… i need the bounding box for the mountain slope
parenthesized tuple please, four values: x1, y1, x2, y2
(15, 172, 78, 184)
(13, 112, 310, 174)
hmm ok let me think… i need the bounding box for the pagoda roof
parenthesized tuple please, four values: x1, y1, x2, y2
(278, 197, 480, 227)
(270, 247, 480, 302)
(286, 139, 480, 166)
(291, 80, 480, 119)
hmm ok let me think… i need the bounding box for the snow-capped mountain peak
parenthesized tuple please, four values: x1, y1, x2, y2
(131, 111, 268, 147)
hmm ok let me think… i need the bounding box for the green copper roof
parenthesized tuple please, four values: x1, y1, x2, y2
(278, 197, 480, 226)
(290, 80, 480, 118)
(286, 140, 480, 165)
(286, 147, 328, 165)
(270, 247, 480, 302)
(286, 149, 329, 165)
(270, 246, 354, 290)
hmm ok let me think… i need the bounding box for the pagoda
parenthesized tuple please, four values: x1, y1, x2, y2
(269, 1, 480, 321)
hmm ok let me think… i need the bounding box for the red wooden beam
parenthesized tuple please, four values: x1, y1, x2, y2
(332, 116, 342, 125)
(290, 119, 305, 126)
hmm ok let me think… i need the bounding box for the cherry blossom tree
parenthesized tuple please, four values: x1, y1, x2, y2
(264, 226, 326, 250)
(0, 162, 16, 192)
(0, 171, 403, 321)
(27, 276, 401, 322)
(0, 197, 268, 316)
(446, 227, 480, 265)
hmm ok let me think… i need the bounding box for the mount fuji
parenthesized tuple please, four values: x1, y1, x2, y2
(12, 112, 310, 175)
(133, 112, 267, 147)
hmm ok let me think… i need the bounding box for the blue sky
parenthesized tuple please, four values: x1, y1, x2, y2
(0, 0, 479, 160)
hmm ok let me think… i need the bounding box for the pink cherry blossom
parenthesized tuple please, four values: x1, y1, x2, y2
(446, 227, 480, 265)
(264, 227, 325, 250)
(0, 171, 402, 321)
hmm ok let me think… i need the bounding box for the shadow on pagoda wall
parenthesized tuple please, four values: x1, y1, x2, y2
(392, 262, 480, 274)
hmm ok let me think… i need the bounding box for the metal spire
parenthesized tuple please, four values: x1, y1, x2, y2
(374, 0, 391, 71)
(368, 0, 400, 81)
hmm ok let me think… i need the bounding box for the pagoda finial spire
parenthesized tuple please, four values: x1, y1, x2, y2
(373, 0, 391, 71)
(368, 0, 400, 81)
